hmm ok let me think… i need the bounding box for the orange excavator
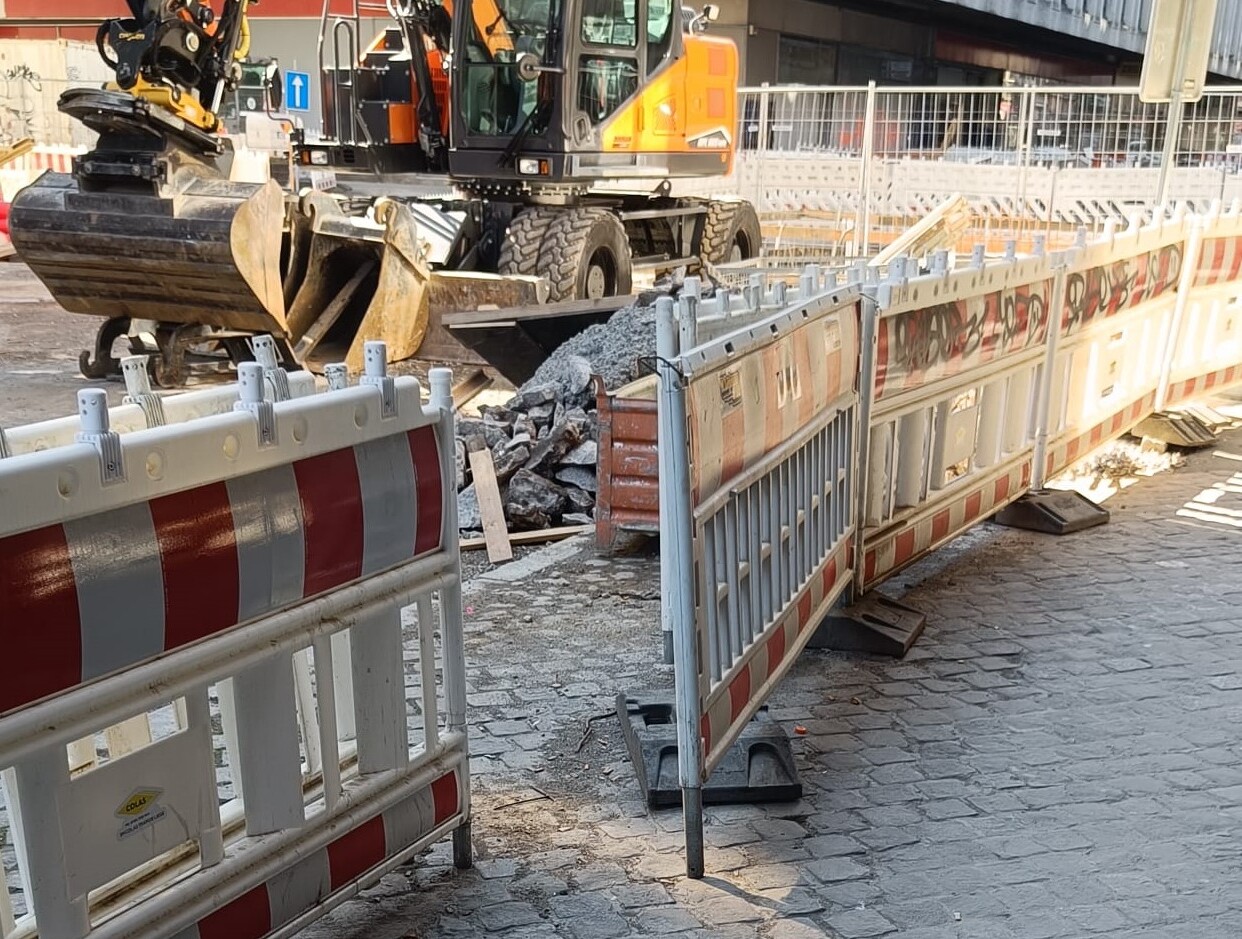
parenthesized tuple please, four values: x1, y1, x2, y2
(9, 0, 761, 384)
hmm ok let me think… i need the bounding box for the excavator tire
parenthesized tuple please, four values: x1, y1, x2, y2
(700, 199, 763, 265)
(541, 208, 632, 302)
(498, 206, 563, 277)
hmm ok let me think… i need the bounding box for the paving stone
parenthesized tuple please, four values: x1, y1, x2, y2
(635, 905, 701, 933)
(612, 883, 672, 908)
(476, 901, 545, 931)
(806, 857, 868, 882)
(827, 908, 898, 937)
(768, 918, 834, 939)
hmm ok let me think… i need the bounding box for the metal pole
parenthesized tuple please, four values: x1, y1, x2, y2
(855, 81, 878, 260)
(658, 297, 679, 664)
(1158, 12, 1194, 208)
(850, 291, 880, 594)
(656, 297, 705, 877)
(754, 84, 770, 214)
(1158, 91, 1186, 207)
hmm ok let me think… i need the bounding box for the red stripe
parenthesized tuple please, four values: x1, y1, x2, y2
(820, 555, 839, 596)
(151, 484, 239, 649)
(894, 528, 916, 565)
(964, 491, 983, 521)
(797, 592, 812, 630)
(0, 525, 81, 714)
(765, 623, 786, 681)
(198, 885, 271, 939)
(994, 474, 1010, 504)
(1090, 424, 1104, 446)
(1066, 439, 1080, 463)
(727, 668, 751, 722)
(408, 426, 444, 556)
(431, 771, 460, 825)
(327, 816, 387, 888)
(1021, 462, 1031, 487)
(295, 448, 365, 596)
(1207, 371, 1219, 390)
(864, 549, 877, 583)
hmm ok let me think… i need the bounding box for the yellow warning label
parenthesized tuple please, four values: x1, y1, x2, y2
(117, 788, 162, 818)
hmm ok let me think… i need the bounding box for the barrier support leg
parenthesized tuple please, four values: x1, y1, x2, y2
(453, 819, 473, 870)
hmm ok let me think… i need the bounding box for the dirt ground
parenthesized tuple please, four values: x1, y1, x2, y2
(0, 263, 128, 426)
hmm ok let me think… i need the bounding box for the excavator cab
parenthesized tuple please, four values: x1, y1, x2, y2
(449, 0, 736, 190)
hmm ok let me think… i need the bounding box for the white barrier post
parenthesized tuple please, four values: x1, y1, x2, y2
(1031, 254, 1072, 489)
(1155, 214, 1206, 410)
(430, 365, 473, 871)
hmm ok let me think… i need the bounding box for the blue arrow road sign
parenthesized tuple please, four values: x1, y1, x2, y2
(285, 70, 310, 111)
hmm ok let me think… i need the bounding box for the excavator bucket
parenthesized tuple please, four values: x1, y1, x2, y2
(284, 194, 432, 373)
(8, 161, 288, 334)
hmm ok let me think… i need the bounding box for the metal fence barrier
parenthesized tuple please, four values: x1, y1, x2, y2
(656, 283, 860, 875)
(0, 344, 471, 938)
(660, 203, 1242, 876)
(707, 84, 1242, 262)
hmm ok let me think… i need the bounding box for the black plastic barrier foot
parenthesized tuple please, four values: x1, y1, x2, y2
(616, 693, 802, 809)
(1133, 411, 1219, 449)
(808, 595, 927, 657)
(994, 488, 1109, 535)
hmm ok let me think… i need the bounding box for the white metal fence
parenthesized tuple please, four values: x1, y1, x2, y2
(719, 84, 1242, 261)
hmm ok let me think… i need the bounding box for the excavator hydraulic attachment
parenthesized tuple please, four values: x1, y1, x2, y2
(8, 88, 291, 382)
(285, 193, 432, 373)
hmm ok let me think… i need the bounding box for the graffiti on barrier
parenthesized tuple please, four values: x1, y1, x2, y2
(1062, 243, 1182, 336)
(876, 280, 1052, 397)
(0, 64, 49, 144)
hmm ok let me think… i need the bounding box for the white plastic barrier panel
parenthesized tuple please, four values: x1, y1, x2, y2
(1161, 206, 1242, 409)
(0, 344, 471, 939)
(1040, 214, 1188, 481)
(659, 279, 860, 876)
(857, 250, 1054, 590)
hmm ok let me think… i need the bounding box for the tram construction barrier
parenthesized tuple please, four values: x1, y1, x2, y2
(661, 203, 1242, 876)
(0, 344, 470, 938)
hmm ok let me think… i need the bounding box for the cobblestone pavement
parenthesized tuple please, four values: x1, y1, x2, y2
(297, 423, 1242, 939)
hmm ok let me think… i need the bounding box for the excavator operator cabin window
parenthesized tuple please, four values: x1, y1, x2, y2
(647, 0, 673, 71)
(462, 0, 560, 135)
(581, 0, 637, 46)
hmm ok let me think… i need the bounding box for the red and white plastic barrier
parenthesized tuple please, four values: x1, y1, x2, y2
(0, 344, 471, 939)
(659, 204, 1242, 878)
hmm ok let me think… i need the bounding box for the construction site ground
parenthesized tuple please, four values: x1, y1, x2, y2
(5, 262, 1242, 938)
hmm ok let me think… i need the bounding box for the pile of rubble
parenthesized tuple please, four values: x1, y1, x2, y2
(454, 299, 659, 535)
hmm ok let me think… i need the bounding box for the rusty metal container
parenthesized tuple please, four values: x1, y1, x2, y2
(594, 374, 660, 551)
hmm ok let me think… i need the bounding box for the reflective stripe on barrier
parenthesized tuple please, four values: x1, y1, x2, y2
(0, 348, 471, 939)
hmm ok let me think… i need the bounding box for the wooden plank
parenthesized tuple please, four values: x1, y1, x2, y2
(452, 368, 493, 413)
(292, 258, 376, 360)
(467, 442, 513, 563)
(460, 524, 591, 552)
